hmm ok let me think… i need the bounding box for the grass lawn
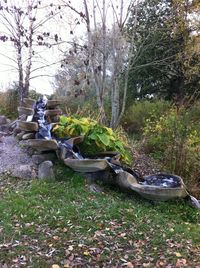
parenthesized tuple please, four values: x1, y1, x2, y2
(0, 164, 199, 267)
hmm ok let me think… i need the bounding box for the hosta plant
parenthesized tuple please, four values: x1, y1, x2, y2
(53, 116, 132, 164)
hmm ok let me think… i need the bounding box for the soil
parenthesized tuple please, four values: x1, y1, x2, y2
(0, 135, 34, 175)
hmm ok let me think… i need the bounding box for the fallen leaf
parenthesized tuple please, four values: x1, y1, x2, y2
(68, 245, 73, 251)
(53, 236, 60, 241)
(65, 249, 70, 256)
(175, 258, 187, 267)
(120, 233, 126, 237)
(52, 265, 60, 268)
(142, 263, 150, 267)
(122, 262, 134, 268)
(175, 252, 182, 257)
(68, 254, 74, 261)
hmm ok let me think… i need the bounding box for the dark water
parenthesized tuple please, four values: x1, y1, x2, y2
(139, 174, 182, 188)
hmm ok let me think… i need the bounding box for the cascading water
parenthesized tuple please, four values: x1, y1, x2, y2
(32, 96, 52, 140)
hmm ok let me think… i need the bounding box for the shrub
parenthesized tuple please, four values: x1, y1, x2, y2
(0, 89, 18, 118)
(122, 100, 170, 136)
(29, 90, 43, 100)
(143, 106, 200, 189)
(53, 115, 132, 164)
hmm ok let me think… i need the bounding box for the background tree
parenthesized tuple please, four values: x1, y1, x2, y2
(126, 0, 199, 104)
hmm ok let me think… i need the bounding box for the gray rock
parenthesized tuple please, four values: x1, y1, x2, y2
(22, 132, 35, 140)
(0, 121, 13, 133)
(16, 131, 26, 140)
(38, 161, 55, 180)
(13, 127, 22, 136)
(11, 164, 36, 179)
(6, 118, 11, 124)
(87, 183, 104, 193)
(83, 170, 115, 185)
(0, 115, 7, 125)
(32, 153, 57, 165)
(0, 131, 8, 138)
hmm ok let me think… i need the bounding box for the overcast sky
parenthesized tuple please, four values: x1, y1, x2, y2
(0, 0, 132, 94)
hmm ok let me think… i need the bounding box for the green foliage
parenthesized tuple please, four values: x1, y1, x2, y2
(143, 105, 200, 188)
(0, 89, 18, 118)
(53, 115, 132, 164)
(126, 0, 199, 102)
(123, 100, 171, 136)
(28, 90, 43, 100)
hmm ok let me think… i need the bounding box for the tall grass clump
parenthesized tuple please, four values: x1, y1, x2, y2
(0, 89, 18, 118)
(122, 100, 170, 136)
(143, 104, 200, 194)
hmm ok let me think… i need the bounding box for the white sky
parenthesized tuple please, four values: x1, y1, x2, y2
(0, 0, 132, 94)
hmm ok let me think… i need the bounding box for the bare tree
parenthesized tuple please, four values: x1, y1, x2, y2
(60, 0, 136, 127)
(0, 0, 62, 104)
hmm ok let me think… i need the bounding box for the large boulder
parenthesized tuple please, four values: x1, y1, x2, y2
(11, 164, 37, 179)
(38, 161, 55, 180)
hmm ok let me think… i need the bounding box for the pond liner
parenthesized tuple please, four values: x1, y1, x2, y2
(57, 138, 83, 160)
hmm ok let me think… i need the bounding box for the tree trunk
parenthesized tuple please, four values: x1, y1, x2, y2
(83, 0, 106, 124)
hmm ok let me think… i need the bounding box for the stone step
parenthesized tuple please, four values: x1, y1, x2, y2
(18, 106, 34, 116)
(17, 121, 38, 132)
(27, 139, 58, 152)
(47, 100, 62, 108)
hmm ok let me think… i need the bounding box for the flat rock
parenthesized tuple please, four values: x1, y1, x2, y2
(17, 121, 38, 132)
(22, 98, 36, 108)
(45, 109, 62, 117)
(38, 160, 55, 180)
(27, 139, 58, 151)
(47, 100, 62, 108)
(18, 106, 34, 116)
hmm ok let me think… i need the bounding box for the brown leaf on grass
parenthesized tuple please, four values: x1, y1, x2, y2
(68, 254, 74, 261)
(122, 262, 134, 267)
(156, 260, 166, 267)
(97, 222, 104, 228)
(53, 236, 60, 241)
(119, 232, 126, 237)
(65, 249, 70, 256)
(175, 252, 182, 257)
(68, 245, 73, 251)
(175, 258, 187, 267)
